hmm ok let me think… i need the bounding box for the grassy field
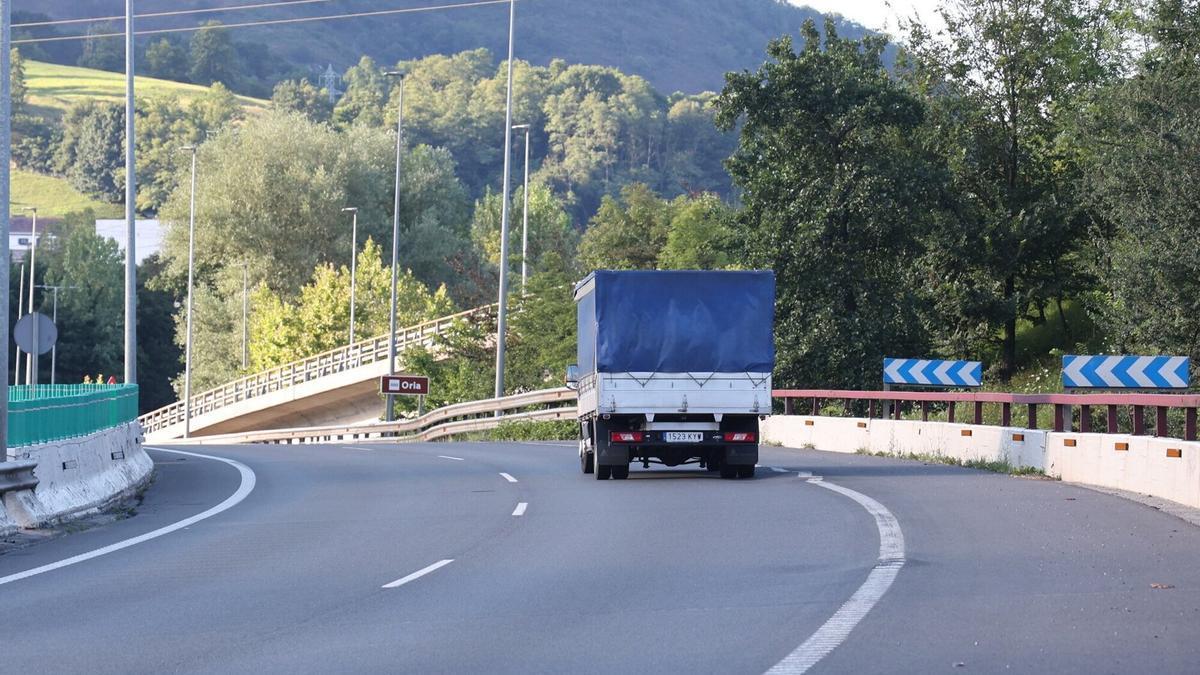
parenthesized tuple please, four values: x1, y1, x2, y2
(10, 170, 123, 219)
(24, 60, 268, 118)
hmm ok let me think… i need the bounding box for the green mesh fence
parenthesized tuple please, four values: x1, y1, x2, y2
(8, 384, 140, 447)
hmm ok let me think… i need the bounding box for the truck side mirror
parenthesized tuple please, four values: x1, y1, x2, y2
(565, 364, 579, 390)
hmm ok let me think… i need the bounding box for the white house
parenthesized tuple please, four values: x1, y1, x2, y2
(95, 219, 164, 264)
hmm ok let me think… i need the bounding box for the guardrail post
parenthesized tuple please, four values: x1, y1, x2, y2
(868, 400, 876, 419)
(810, 397, 818, 415)
(947, 401, 956, 424)
(784, 397, 794, 415)
(1054, 404, 1066, 432)
(1155, 406, 1169, 438)
(1027, 403, 1038, 430)
(1186, 408, 1197, 442)
(1001, 402, 1011, 427)
(1080, 405, 1091, 433)
(1107, 404, 1119, 434)
(893, 399, 901, 420)
(921, 401, 930, 422)
(1133, 405, 1146, 436)
(973, 401, 983, 425)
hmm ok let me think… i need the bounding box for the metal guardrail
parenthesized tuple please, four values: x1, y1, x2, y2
(167, 387, 578, 445)
(774, 389, 1200, 441)
(0, 461, 39, 493)
(138, 304, 496, 434)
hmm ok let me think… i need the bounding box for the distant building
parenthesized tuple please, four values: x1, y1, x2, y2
(95, 219, 164, 264)
(9, 216, 52, 263)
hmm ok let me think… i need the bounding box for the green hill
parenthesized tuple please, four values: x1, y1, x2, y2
(10, 169, 123, 219)
(23, 59, 268, 119)
(20, 0, 884, 95)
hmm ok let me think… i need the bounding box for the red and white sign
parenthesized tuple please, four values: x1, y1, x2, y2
(380, 375, 430, 395)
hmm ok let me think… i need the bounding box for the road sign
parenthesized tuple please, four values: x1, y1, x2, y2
(883, 358, 982, 387)
(381, 375, 430, 396)
(1062, 355, 1189, 389)
(13, 312, 57, 355)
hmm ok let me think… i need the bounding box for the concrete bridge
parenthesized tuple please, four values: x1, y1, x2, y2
(139, 306, 494, 442)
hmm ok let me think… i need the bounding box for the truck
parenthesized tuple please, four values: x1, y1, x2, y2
(568, 270, 775, 480)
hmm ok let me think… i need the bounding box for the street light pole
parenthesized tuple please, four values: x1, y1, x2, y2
(241, 262, 249, 370)
(14, 262, 22, 385)
(23, 207, 38, 385)
(180, 145, 198, 439)
(0, 3, 9, 456)
(341, 207, 359, 348)
(382, 71, 406, 423)
(123, 0, 137, 385)
(494, 0, 517, 405)
(512, 124, 531, 293)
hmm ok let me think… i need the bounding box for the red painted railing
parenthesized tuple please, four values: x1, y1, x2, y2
(773, 389, 1200, 442)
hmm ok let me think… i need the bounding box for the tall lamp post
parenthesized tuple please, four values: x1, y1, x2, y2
(382, 71, 406, 423)
(1, 3, 10, 456)
(494, 0, 518, 406)
(512, 124, 531, 293)
(23, 206, 37, 385)
(341, 207, 359, 348)
(180, 145, 198, 438)
(123, 0, 137, 385)
(240, 262, 249, 370)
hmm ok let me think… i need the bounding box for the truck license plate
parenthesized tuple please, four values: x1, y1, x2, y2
(665, 432, 703, 443)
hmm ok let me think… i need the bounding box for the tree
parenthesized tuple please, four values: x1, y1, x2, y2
(1076, 0, 1200, 378)
(470, 182, 578, 277)
(658, 193, 735, 270)
(79, 23, 122, 71)
(271, 78, 333, 123)
(506, 258, 578, 392)
(10, 48, 26, 111)
(137, 254, 185, 412)
(135, 97, 203, 213)
(145, 38, 189, 82)
(576, 183, 671, 271)
(55, 100, 125, 202)
(714, 21, 939, 388)
(332, 56, 386, 128)
(901, 0, 1124, 377)
(189, 82, 242, 134)
(189, 22, 240, 86)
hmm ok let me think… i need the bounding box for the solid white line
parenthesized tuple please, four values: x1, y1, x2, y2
(499, 472, 518, 483)
(382, 559, 454, 589)
(767, 478, 905, 674)
(438, 455, 465, 461)
(0, 447, 257, 588)
(512, 502, 528, 517)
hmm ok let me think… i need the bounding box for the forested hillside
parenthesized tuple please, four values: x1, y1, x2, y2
(16, 0, 881, 94)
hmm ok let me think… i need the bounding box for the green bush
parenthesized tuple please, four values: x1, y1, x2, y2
(489, 419, 578, 441)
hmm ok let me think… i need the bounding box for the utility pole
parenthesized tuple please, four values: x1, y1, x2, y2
(14, 262, 23, 385)
(0, 1, 9, 457)
(123, 0, 137, 385)
(512, 123, 531, 293)
(382, 71, 406, 423)
(241, 263, 249, 370)
(494, 0, 517, 406)
(180, 146, 198, 438)
(23, 206, 37, 385)
(341, 207, 359, 348)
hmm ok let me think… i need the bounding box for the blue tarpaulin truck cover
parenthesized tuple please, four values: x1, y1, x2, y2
(575, 270, 775, 374)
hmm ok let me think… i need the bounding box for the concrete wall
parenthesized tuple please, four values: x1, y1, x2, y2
(763, 415, 1200, 508)
(2, 422, 152, 534)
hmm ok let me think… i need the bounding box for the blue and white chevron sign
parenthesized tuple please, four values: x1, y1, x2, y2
(1062, 355, 1190, 389)
(883, 358, 983, 387)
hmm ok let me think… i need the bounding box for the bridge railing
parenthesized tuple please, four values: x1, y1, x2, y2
(8, 384, 140, 449)
(138, 304, 496, 434)
(168, 387, 578, 445)
(774, 389, 1200, 441)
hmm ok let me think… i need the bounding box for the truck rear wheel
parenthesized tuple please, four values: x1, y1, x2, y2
(611, 464, 629, 480)
(596, 463, 612, 480)
(720, 466, 738, 479)
(581, 450, 594, 474)
(738, 465, 756, 479)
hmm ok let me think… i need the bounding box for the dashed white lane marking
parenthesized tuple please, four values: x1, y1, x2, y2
(771, 467, 788, 473)
(797, 471, 813, 478)
(342, 446, 375, 451)
(512, 502, 528, 517)
(767, 479, 905, 674)
(0, 447, 257, 588)
(438, 455, 465, 461)
(382, 559, 455, 589)
(499, 472, 518, 483)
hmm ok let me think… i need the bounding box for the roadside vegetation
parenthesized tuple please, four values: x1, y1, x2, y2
(853, 449, 1046, 478)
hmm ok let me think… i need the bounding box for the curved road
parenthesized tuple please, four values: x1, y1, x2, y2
(3, 442, 1200, 673)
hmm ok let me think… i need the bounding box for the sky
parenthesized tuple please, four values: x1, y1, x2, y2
(791, 0, 944, 33)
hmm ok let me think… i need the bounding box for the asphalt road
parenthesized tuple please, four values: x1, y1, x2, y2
(3, 441, 1200, 673)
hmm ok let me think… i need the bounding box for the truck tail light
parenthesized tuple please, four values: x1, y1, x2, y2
(610, 431, 645, 443)
(723, 432, 757, 443)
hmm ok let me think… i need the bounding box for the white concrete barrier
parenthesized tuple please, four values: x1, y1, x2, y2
(763, 415, 1200, 508)
(1, 422, 152, 533)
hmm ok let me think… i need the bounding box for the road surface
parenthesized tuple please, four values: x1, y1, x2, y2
(2, 442, 1199, 673)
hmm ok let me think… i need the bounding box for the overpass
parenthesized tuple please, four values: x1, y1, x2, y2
(139, 305, 494, 442)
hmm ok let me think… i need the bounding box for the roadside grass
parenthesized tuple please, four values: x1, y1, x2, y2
(24, 60, 268, 118)
(853, 448, 1047, 477)
(11, 169, 123, 218)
